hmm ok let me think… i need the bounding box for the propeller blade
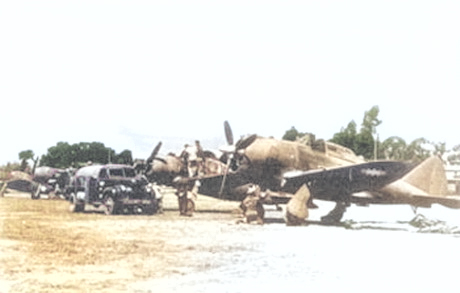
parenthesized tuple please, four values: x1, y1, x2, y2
(147, 141, 162, 164)
(224, 121, 234, 145)
(218, 155, 232, 198)
(235, 134, 257, 150)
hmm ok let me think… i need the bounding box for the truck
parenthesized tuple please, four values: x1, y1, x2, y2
(66, 164, 161, 215)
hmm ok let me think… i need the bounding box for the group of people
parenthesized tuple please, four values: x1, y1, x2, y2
(174, 141, 266, 224)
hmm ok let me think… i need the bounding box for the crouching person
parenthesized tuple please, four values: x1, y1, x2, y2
(240, 184, 265, 225)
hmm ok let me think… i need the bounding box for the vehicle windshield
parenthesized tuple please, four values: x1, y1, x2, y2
(109, 169, 124, 177)
(124, 168, 136, 178)
(108, 167, 136, 178)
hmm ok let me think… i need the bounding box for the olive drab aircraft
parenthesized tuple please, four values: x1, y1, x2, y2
(193, 121, 460, 225)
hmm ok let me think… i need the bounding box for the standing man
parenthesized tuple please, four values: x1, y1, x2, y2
(173, 176, 197, 216)
(180, 143, 199, 177)
(195, 140, 205, 176)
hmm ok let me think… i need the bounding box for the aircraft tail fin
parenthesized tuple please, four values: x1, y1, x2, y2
(402, 156, 448, 195)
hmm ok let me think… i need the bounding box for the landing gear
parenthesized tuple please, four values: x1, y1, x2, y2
(31, 183, 41, 200)
(320, 201, 348, 224)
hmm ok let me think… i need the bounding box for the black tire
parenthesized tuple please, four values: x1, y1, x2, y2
(103, 195, 119, 215)
(145, 200, 158, 215)
(69, 193, 84, 213)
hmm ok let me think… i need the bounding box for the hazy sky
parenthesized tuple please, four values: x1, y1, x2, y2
(1, 1, 459, 165)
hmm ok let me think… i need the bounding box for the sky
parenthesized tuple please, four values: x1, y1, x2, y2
(1, 1, 459, 165)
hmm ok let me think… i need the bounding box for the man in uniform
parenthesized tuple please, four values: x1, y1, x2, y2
(173, 176, 198, 216)
(239, 184, 265, 224)
(180, 144, 199, 177)
(195, 140, 205, 176)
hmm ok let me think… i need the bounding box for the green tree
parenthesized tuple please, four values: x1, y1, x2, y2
(354, 131, 374, 159)
(380, 136, 407, 160)
(40, 142, 74, 168)
(18, 150, 38, 172)
(39, 141, 124, 168)
(282, 126, 301, 141)
(445, 144, 460, 165)
(330, 121, 357, 151)
(329, 105, 382, 160)
(115, 150, 133, 165)
(404, 138, 431, 162)
(432, 141, 446, 156)
(361, 105, 382, 135)
(361, 105, 382, 160)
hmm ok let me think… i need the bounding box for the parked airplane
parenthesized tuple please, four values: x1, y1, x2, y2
(194, 121, 460, 224)
(0, 166, 71, 199)
(138, 141, 227, 185)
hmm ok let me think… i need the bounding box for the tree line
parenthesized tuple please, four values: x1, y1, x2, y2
(17, 142, 133, 171)
(9, 105, 459, 173)
(283, 105, 455, 163)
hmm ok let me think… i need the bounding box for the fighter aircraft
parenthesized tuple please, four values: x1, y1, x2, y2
(138, 141, 228, 185)
(0, 170, 34, 196)
(30, 166, 72, 199)
(0, 166, 71, 199)
(193, 121, 460, 224)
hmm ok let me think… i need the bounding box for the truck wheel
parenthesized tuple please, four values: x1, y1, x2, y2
(69, 193, 84, 213)
(145, 201, 157, 215)
(103, 196, 118, 215)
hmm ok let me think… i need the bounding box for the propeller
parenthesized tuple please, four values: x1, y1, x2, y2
(235, 134, 258, 151)
(224, 120, 234, 145)
(218, 121, 257, 197)
(144, 141, 163, 174)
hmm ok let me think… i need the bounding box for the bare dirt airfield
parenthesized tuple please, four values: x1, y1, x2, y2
(2, 188, 460, 293)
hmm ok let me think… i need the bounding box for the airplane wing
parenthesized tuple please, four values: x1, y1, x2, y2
(197, 170, 254, 201)
(281, 161, 415, 202)
(197, 160, 415, 204)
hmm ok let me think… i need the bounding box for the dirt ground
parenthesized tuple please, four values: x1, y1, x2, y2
(3, 188, 460, 293)
(0, 189, 242, 293)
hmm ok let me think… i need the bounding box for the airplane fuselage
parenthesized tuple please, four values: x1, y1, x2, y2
(243, 137, 364, 171)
